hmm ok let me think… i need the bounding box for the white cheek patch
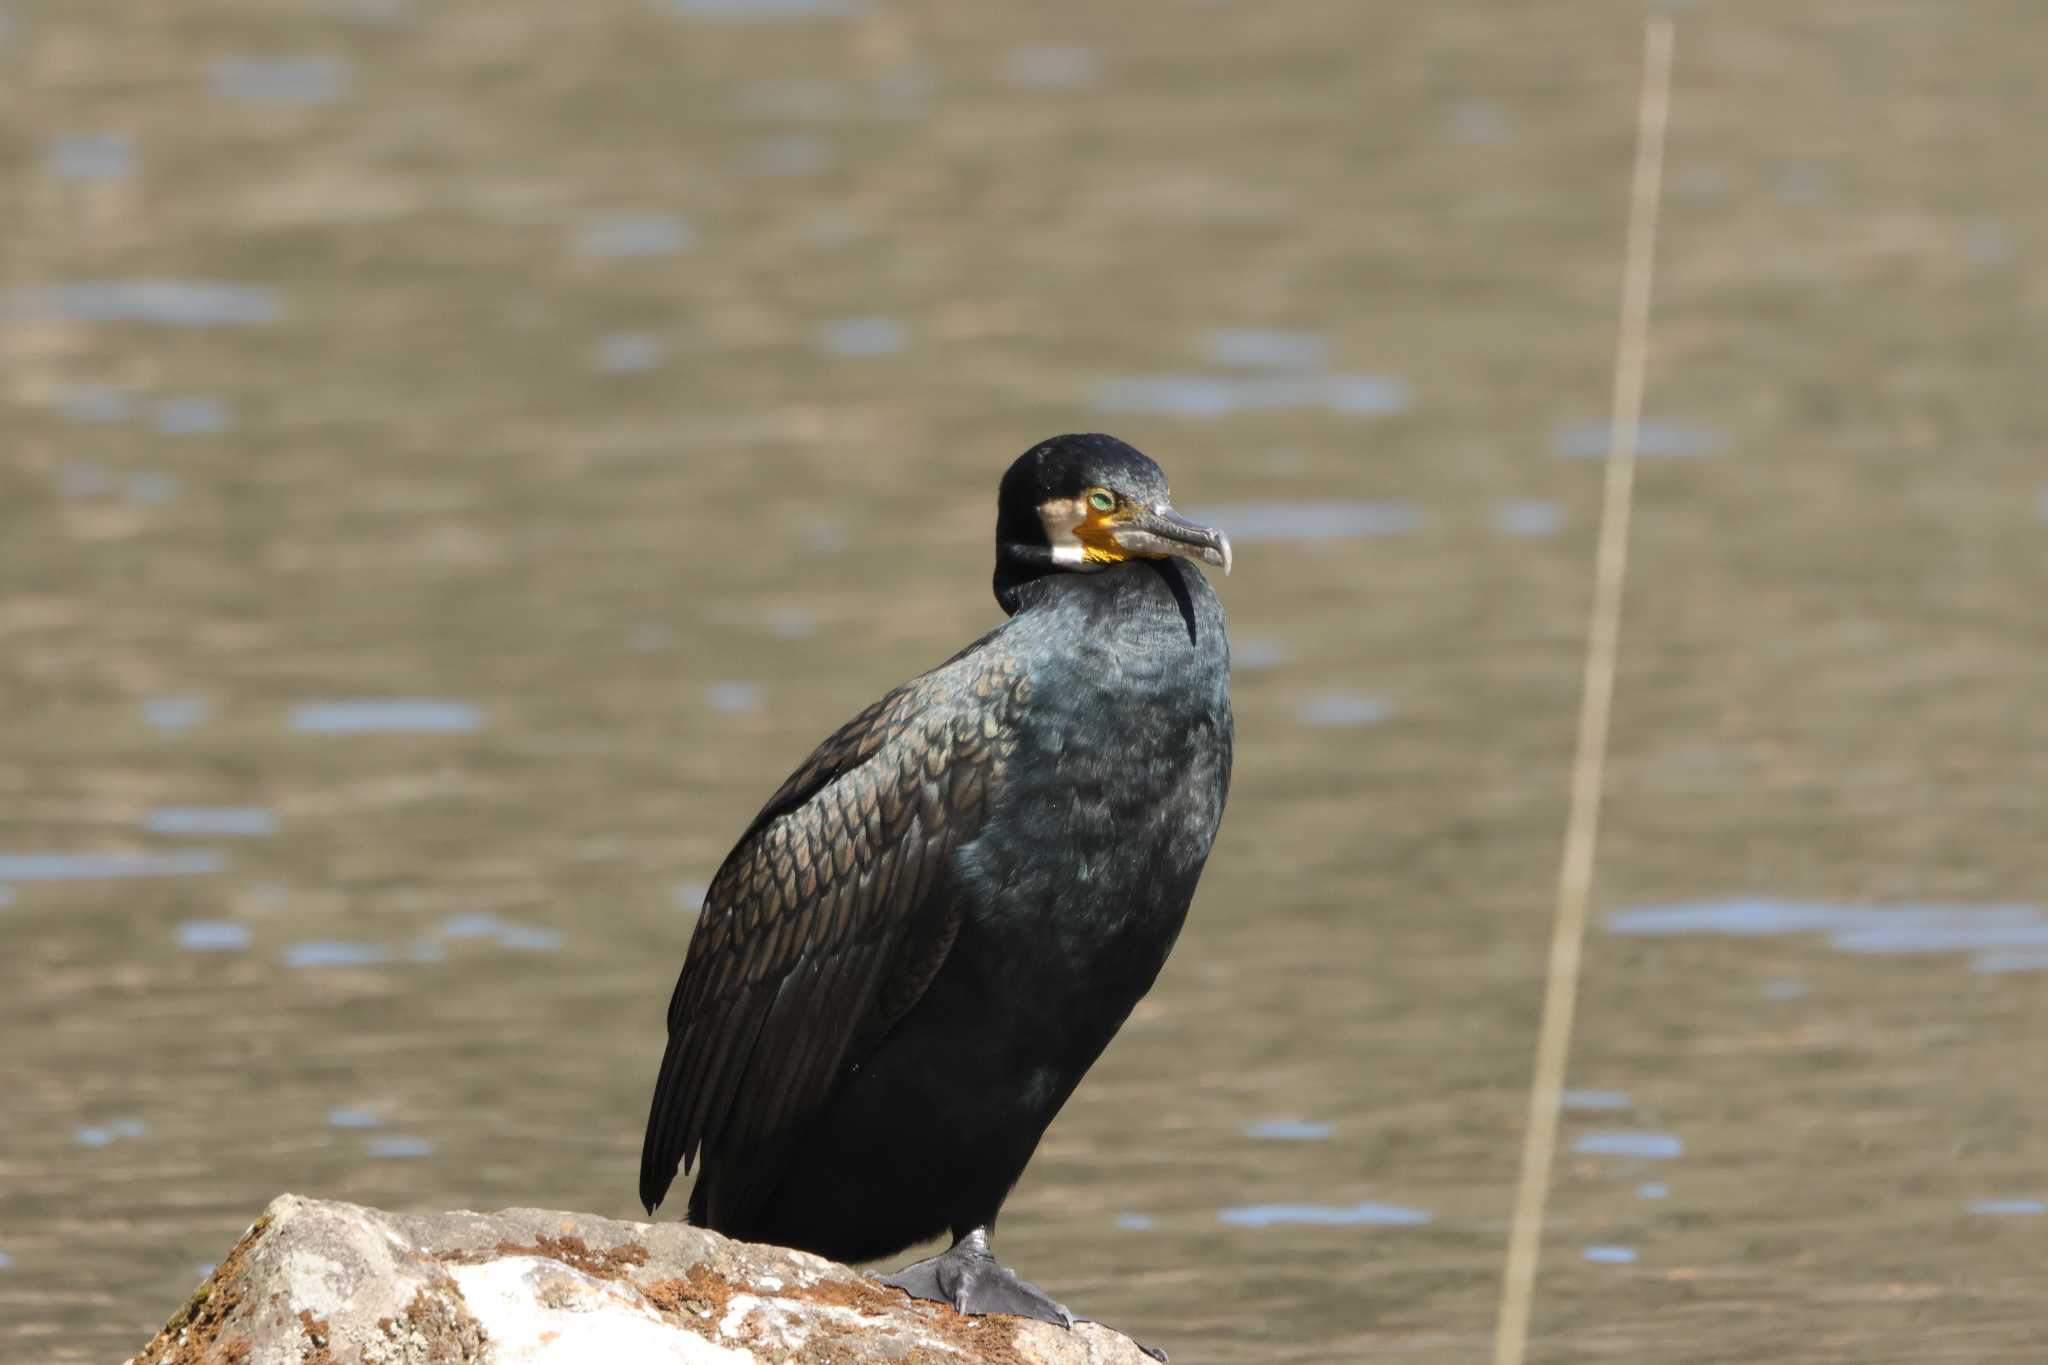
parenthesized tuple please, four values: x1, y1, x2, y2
(1037, 496, 1099, 569)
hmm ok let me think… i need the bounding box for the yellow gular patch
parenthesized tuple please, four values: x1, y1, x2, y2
(1073, 508, 1133, 563)
(1039, 495, 1147, 568)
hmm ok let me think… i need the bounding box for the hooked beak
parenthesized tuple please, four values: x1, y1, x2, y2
(1112, 503, 1233, 576)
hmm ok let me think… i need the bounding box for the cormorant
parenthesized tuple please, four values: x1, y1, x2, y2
(641, 433, 1232, 1350)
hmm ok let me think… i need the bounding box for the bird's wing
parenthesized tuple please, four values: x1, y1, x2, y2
(639, 648, 1028, 1217)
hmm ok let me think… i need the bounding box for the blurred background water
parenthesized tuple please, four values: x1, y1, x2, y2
(3, 2, 2045, 1361)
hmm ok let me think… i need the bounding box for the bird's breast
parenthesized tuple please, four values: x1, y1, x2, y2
(964, 600, 1231, 994)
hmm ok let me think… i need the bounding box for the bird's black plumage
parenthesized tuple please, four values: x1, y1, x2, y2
(642, 434, 1232, 1299)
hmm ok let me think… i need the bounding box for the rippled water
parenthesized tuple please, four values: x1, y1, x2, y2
(5, 4, 2046, 1363)
(44, 133, 136, 182)
(208, 56, 352, 105)
(1, 281, 283, 326)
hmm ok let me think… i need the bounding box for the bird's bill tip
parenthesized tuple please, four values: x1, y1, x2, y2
(1113, 504, 1233, 576)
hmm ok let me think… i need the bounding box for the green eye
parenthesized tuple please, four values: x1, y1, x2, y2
(1087, 489, 1115, 514)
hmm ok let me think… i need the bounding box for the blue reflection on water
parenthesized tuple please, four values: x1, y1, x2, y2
(1005, 45, 1100, 91)
(576, 214, 693, 260)
(327, 1106, 382, 1129)
(1637, 1183, 1669, 1200)
(1494, 500, 1563, 536)
(367, 1136, 435, 1159)
(46, 133, 138, 180)
(283, 941, 391, 969)
(737, 77, 848, 119)
(1614, 900, 1849, 936)
(0, 887, 14, 909)
(1968, 222, 2013, 268)
(1974, 950, 2048, 974)
(1561, 1090, 1631, 1111)
(145, 807, 277, 838)
(1573, 1131, 1683, 1159)
(1583, 1245, 1638, 1264)
(210, 57, 352, 105)
(1609, 899, 2048, 960)
(742, 133, 833, 176)
(1555, 420, 1726, 459)
(440, 912, 511, 940)
(1092, 374, 1408, 420)
(803, 518, 849, 553)
(1115, 1213, 1156, 1231)
(57, 462, 116, 498)
(766, 607, 815, 639)
(0, 851, 223, 880)
(291, 700, 483, 734)
(436, 913, 562, 952)
(1298, 693, 1391, 728)
(631, 624, 676, 653)
(707, 682, 765, 714)
(595, 332, 666, 373)
(177, 921, 252, 952)
(1773, 163, 1828, 204)
(1967, 1198, 2044, 1217)
(75, 1118, 148, 1148)
(1220, 1201, 1431, 1228)
(154, 396, 233, 436)
(0, 1251, 10, 1270)
(1201, 328, 1329, 372)
(55, 384, 135, 423)
(501, 926, 563, 952)
(1451, 100, 1512, 144)
(2, 281, 282, 326)
(130, 472, 181, 505)
(144, 699, 209, 732)
(817, 316, 908, 357)
(653, 0, 862, 17)
(1230, 636, 1288, 671)
(1244, 1119, 1333, 1141)
(1184, 500, 1420, 543)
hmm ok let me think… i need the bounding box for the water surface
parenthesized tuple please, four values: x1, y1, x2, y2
(5, 7, 2045, 1365)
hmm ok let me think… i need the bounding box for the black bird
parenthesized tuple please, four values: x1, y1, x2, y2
(641, 433, 1232, 1345)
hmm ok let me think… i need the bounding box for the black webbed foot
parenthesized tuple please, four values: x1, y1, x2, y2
(880, 1227, 1073, 1327)
(880, 1228, 1166, 1358)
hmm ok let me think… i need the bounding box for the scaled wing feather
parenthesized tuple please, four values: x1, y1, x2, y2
(639, 652, 1024, 1217)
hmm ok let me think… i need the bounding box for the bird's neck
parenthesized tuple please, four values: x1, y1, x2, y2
(992, 541, 1062, 616)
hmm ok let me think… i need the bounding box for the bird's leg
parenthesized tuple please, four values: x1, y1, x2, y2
(881, 1227, 1071, 1327)
(880, 1230, 1169, 1361)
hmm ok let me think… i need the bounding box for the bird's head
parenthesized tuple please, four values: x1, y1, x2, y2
(993, 433, 1231, 614)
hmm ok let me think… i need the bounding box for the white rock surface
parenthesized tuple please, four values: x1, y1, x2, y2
(126, 1194, 1156, 1364)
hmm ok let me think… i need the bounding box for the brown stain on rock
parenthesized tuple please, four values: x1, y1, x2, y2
(296, 1309, 336, 1365)
(126, 1214, 272, 1365)
(371, 1283, 490, 1364)
(437, 1232, 649, 1282)
(904, 1299, 1036, 1365)
(642, 1263, 739, 1321)
(440, 1236, 647, 1285)
(639, 1260, 1039, 1365)
(790, 1273, 895, 1318)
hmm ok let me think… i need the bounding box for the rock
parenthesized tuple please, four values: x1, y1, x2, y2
(126, 1195, 1156, 1364)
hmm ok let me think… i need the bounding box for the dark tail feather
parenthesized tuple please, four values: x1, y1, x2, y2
(639, 1030, 694, 1213)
